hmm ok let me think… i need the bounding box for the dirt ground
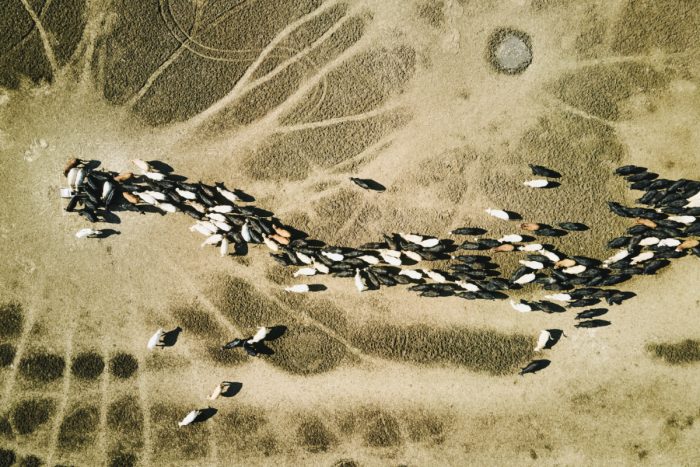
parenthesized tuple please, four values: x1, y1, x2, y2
(1, 0, 700, 465)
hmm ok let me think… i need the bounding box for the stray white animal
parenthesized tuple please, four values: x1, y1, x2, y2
(295, 252, 313, 264)
(524, 179, 550, 188)
(563, 265, 586, 275)
(603, 249, 629, 266)
(220, 237, 229, 257)
(423, 269, 447, 283)
(354, 269, 367, 292)
(131, 159, 151, 172)
(250, 326, 270, 343)
(75, 228, 102, 238)
(399, 269, 422, 280)
(313, 262, 329, 274)
(544, 293, 572, 302)
(147, 328, 164, 350)
(485, 208, 510, 220)
(534, 330, 551, 352)
(294, 267, 317, 277)
(157, 202, 177, 213)
(519, 243, 543, 252)
(510, 300, 533, 312)
(285, 284, 309, 293)
(499, 234, 523, 243)
(514, 273, 536, 285)
(519, 260, 544, 270)
(178, 410, 201, 427)
(630, 251, 654, 265)
(201, 234, 223, 247)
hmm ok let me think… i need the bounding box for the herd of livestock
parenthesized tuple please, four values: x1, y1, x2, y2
(60, 157, 700, 423)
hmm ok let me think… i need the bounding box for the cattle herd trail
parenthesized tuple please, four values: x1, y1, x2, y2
(1, 0, 700, 465)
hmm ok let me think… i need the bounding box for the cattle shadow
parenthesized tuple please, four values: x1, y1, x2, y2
(221, 382, 242, 397)
(544, 329, 566, 349)
(161, 327, 182, 347)
(519, 359, 551, 376)
(308, 284, 327, 292)
(192, 407, 218, 424)
(94, 229, 120, 239)
(350, 177, 386, 192)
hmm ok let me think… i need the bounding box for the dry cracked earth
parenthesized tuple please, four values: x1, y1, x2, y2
(1, 0, 700, 465)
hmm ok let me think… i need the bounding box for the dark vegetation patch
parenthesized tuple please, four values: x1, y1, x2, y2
(332, 460, 359, 467)
(18, 352, 64, 383)
(243, 111, 410, 181)
(404, 410, 447, 445)
(107, 396, 144, 444)
(109, 452, 137, 467)
(19, 454, 43, 467)
(215, 404, 268, 455)
(417, 0, 445, 28)
(0, 1, 52, 88)
(71, 351, 104, 380)
(0, 415, 13, 438)
(285, 46, 416, 123)
(209, 275, 288, 328)
(11, 398, 55, 435)
(0, 344, 17, 367)
(349, 322, 533, 375)
(276, 293, 349, 336)
(267, 324, 348, 375)
(205, 345, 247, 366)
(574, 7, 607, 58)
(132, 0, 321, 125)
(171, 302, 224, 338)
(551, 63, 670, 121)
(308, 189, 362, 244)
(0, 449, 16, 466)
(297, 415, 337, 453)
(42, 0, 87, 64)
(0, 302, 23, 338)
(58, 405, 99, 451)
(362, 409, 402, 448)
(265, 264, 296, 285)
(151, 403, 209, 460)
(612, 0, 700, 55)
(109, 352, 138, 379)
(648, 339, 700, 365)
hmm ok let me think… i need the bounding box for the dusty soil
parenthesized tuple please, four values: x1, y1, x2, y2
(1, 0, 700, 465)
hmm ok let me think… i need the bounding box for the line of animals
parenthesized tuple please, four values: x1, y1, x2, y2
(60, 158, 699, 421)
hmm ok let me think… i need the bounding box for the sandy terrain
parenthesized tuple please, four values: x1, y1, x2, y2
(1, 0, 700, 465)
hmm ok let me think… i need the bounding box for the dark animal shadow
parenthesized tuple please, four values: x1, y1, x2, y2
(544, 329, 566, 349)
(253, 342, 275, 356)
(351, 177, 386, 192)
(233, 189, 255, 202)
(308, 284, 327, 292)
(575, 319, 611, 328)
(575, 308, 608, 320)
(542, 181, 561, 189)
(540, 228, 568, 237)
(235, 242, 249, 256)
(520, 235, 536, 242)
(148, 160, 174, 173)
(221, 382, 242, 398)
(265, 325, 287, 341)
(536, 301, 567, 313)
(504, 211, 522, 220)
(161, 327, 182, 347)
(100, 210, 121, 224)
(560, 222, 589, 231)
(192, 407, 218, 424)
(95, 229, 120, 238)
(520, 359, 551, 376)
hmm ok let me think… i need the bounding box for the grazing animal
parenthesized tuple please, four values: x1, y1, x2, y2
(520, 223, 541, 231)
(201, 234, 223, 247)
(350, 177, 385, 192)
(250, 327, 270, 343)
(524, 179, 550, 188)
(294, 267, 317, 277)
(132, 159, 151, 172)
(499, 234, 523, 243)
(354, 269, 367, 292)
(285, 284, 309, 293)
(220, 237, 229, 257)
(485, 208, 510, 220)
(563, 265, 587, 275)
(529, 164, 561, 178)
(147, 328, 164, 350)
(144, 171, 165, 181)
(513, 273, 536, 285)
(519, 359, 550, 376)
(178, 410, 202, 427)
(630, 251, 654, 265)
(420, 238, 440, 248)
(216, 186, 239, 203)
(75, 228, 102, 238)
(575, 308, 608, 320)
(534, 330, 551, 352)
(519, 243, 543, 252)
(399, 269, 423, 280)
(519, 260, 544, 270)
(510, 300, 532, 312)
(574, 319, 611, 328)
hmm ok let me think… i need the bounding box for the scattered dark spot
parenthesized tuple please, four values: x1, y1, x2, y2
(109, 352, 138, 379)
(362, 409, 402, 448)
(205, 345, 247, 366)
(171, 302, 224, 338)
(0, 343, 16, 367)
(58, 405, 99, 451)
(297, 415, 336, 453)
(18, 352, 65, 383)
(332, 460, 359, 467)
(405, 410, 446, 445)
(256, 432, 279, 457)
(109, 452, 137, 467)
(19, 454, 43, 467)
(71, 351, 104, 380)
(0, 449, 16, 467)
(417, 0, 445, 28)
(0, 415, 13, 439)
(0, 302, 23, 338)
(530, 448, 538, 459)
(210, 275, 288, 328)
(267, 324, 348, 375)
(648, 339, 700, 365)
(11, 398, 55, 435)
